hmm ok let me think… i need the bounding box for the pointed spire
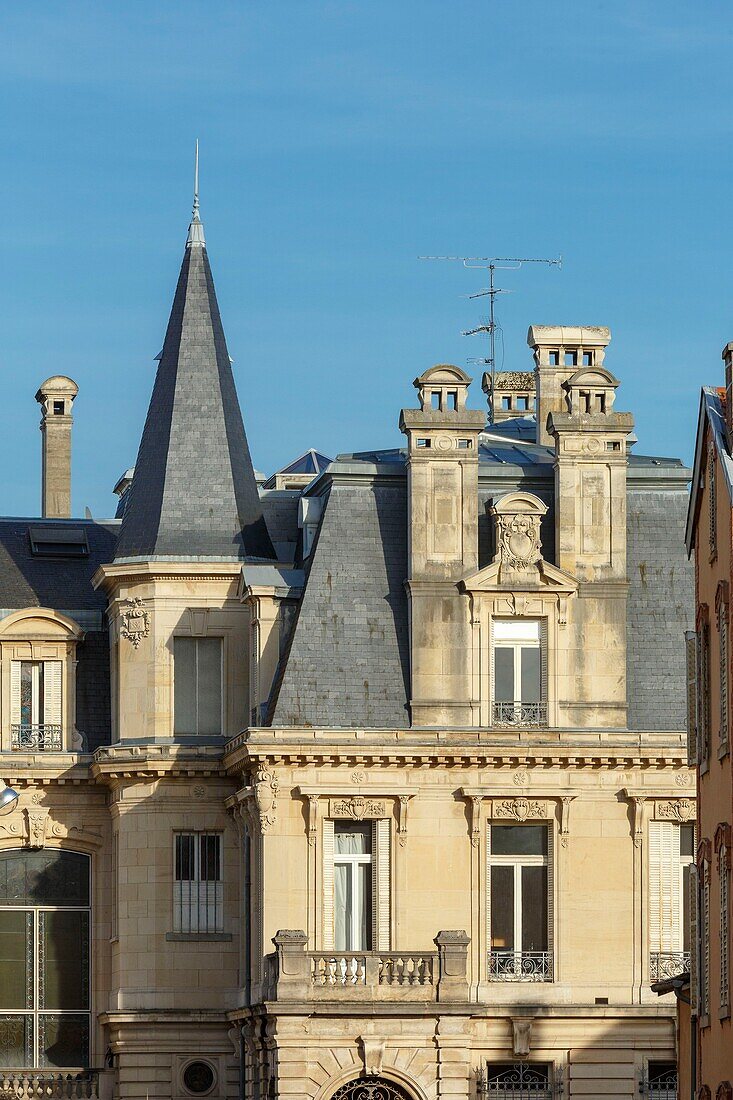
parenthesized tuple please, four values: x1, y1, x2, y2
(186, 139, 206, 249)
(115, 172, 276, 563)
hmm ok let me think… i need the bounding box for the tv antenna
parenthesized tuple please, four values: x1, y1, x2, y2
(419, 255, 561, 423)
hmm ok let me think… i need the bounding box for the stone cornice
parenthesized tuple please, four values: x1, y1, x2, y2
(90, 743, 227, 784)
(92, 560, 243, 593)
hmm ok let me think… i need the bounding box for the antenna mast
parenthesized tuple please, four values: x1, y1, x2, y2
(419, 255, 561, 424)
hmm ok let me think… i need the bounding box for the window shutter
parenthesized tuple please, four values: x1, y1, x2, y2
(721, 609, 729, 751)
(689, 863, 698, 1015)
(489, 618, 495, 721)
(10, 662, 21, 726)
(649, 822, 663, 954)
(43, 661, 63, 726)
(540, 619, 548, 706)
(486, 822, 492, 948)
(685, 631, 698, 767)
(546, 825, 554, 973)
(322, 819, 335, 950)
(371, 818, 390, 951)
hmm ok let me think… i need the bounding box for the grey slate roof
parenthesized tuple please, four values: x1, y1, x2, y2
(115, 239, 276, 561)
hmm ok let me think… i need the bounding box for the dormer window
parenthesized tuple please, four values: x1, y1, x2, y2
(430, 392, 441, 411)
(12, 660, 62, 751)
(492, 619, 547, 727)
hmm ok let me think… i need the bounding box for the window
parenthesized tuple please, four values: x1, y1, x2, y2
(605, 440, 621, 452)
(649, 822, 694, 980)
(52, 401, 65, 416)
(548, 351, 559, 366)
(698, 615, 711, 769)
(173, 637, 222, 736)
(323, 818, 390, 954)
(446, 391, 458, 411)
(582, 351, 594, 367)
(564, 349, 577, 367)
(516, 396, 529, 411)
(333, 824, 372, 951)
(484, 1063, 551, 1098)
(719, 836, 730, 1012)
(646, 1062, 678, 1099)
(701, 853, 711, 1020)
(0, 850, 90, 1069)
(28, 528, 88, 558)
(416, 438, 431, 448)
(488, 824, 552, 981)
(719, 595, 729, 754)
(457, 439, 471, 450)
(430, 392, 441, 411)
(10, 661, 62, 752)
(173, 833, 223, 934)
(492, 620, 546, 727)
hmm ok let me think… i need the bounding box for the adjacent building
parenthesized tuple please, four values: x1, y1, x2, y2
(684, 360, 733, 1099)
(0, 189, 695, 1100)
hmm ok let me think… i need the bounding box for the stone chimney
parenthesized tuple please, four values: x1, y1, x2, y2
(723, 342, 733, 443)
(528, 326, 611, 446)
(35, 376, 78, 518)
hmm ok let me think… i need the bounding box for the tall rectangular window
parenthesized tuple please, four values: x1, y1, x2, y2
(173, 832, 223, 933)
(173, 637, 222, 736)
(649, 822, 694, 980)
(492, 620, 546, 728)
(719, 597, 729, 754)
(488, 824, 552, 981)
(334, 824, 372, 952)
(10, 661, 63, 751)
(698, 615, 711, 768)
(720, 839, 730, 1013)
(701, 855, 711, 1019)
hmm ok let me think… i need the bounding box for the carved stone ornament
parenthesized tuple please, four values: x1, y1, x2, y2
(0, 806, 102, 850)
(358, 1037, 385, 1077)
(497, 512, 542, 574)
(656, 798, 696, 823)
(253, 767, 278, 834)
(119, 598, 150, 648)
(329, 797, 386, 820)
(494, 798, 547, 822)
(511, 1018, 533, 1057)
(26, 808, 49, 848)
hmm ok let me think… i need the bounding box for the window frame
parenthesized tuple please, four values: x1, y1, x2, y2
(487, 822, 553, 982)
(648, 821, 695, 981)
(172, 831, 224, 935)
(490, 619, 547, 728)
(173, 636, 224, 738)
(333, 823, 373, 952)
(0, 849, 91, 1070)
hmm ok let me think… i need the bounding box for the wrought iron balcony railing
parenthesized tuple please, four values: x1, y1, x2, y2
(491, 701, 548, 729)
(649, 951, 690, 981)
(11, 724, 63, 751)
(0, 1070, 100, 1098)
(488, 950, 553, 982)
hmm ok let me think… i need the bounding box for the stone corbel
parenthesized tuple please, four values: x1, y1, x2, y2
(559, 796, 576, 848)
(511, 1017, 533, 1057)
(469, 796, 482, 848)
(358, 1037, 385, 1076)
(397, 795, 411, 847)
(253, 767, 279, 834)
(630, 796, 645, 848)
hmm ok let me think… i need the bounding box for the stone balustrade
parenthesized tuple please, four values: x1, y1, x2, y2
(267, 930, 469, 1002)
(0, 1071, 100, 1099)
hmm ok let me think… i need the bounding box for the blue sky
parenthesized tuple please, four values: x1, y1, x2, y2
(1, 1, 731, 517)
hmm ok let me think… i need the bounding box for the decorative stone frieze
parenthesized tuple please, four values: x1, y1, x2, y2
(329, 797, 386, 820)
(655, 798, 696, 823)
(493, 797, 548, 821)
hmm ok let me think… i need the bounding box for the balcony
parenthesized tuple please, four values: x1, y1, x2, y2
(265, 930, 469, 1003)
(11, 724, 63, 752)
(491, 701, 547, 729)
(488, 950, 553, 982)
(649, 951, 690, 981)
(0, 1070, 100, 1098)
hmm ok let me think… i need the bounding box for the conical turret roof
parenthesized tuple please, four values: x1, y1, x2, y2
(115, 179, 276, 562)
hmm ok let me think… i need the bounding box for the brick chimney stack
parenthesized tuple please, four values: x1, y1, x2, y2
(35, 376, 78, 518)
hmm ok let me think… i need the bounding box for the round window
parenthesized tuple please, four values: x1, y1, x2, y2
(183, 1062, 215, 1095)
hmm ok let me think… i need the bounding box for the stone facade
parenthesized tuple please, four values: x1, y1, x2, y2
(0, 195, 695, 1100)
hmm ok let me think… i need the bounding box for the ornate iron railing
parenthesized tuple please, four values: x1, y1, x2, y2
(481, 1063, 553, 1098)
(11, 724, 63, 752)
(488, 950, 553, 982)
(645, 1068, 678, 1099)
(649, 951, 690, 981)
(0, 1071, 99, 1098)
(491, 702, 548, 729)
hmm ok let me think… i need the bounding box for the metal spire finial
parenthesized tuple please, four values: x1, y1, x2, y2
(186, 139, 206, 249)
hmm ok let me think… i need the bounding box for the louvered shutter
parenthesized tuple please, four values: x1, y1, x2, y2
(546, 825, 554, 974)
(371, 818, 390, 951)
(43, 661, 63, 726)
(486, 823, 492, 948)
(540, 620, 549, 722)
(322, 819, 335, 950)
(10, 662, 21, 726)
(649, 822, 662, 955)
(489, 618, 495, 725)
(649, 822, 680, 953)
(685, 631, 698, 766)
(689, 863, 698, 1015)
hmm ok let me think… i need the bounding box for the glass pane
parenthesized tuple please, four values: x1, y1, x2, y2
(40, 912, 89, 1010)
(174, 637, 197, 735)
(334, 864, 350, 952)
(520, 647, 541, 703)
(493, 620, 540, 642)
(494, 648, 514, 702)
(490, 864, 514, 950)
(0, 912, 32, 1009)
(492, 825, 547, 857)
(334, 824, 371, 855)
(20, 662, 34, 726)
(0, 1015, 30, 1068)
(680, 824, 695, 858)
(0, 851, 89, 906)
(196, 638, 222, 737)
(39, 1014, 89, 1068)
(521, 865, 548, 952)
(355, 861, 371, 951)
(199, 835, 221, 882)
(175, 834, 195, 881)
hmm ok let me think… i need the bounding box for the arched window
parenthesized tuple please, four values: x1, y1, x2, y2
(0, 850, 90, 1069)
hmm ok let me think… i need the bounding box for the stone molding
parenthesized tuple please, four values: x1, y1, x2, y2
(119, 598, 150, 648)
(0, 804, 102, 849)
(329, 797, 386, 820)
(655, 798, 696, 823)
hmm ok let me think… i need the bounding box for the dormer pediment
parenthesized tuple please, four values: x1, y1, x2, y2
(460, 556, 578, 596)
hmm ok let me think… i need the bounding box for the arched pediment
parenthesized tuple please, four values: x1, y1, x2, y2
(491, 490, 548, 518)
(565, 366, 619, 389)
(0, 607, 84, 641)
(414, 363, 471, 387)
